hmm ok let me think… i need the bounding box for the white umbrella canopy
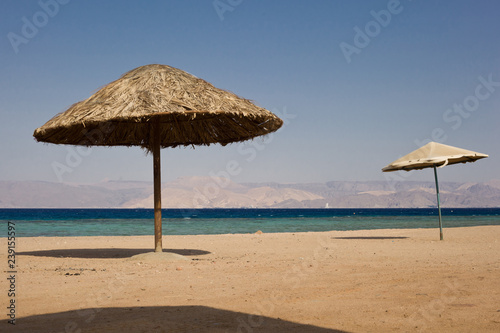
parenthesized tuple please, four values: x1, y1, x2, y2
(382, 142, 488, 240)
(382, 142, 488, 172)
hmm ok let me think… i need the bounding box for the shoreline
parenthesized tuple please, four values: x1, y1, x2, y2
(4, 222, 500, 239)
(1, 226, 499, 332)
(5, 223, 500, 238)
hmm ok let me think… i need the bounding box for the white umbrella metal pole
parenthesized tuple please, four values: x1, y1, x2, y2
(433, 165, 444, 241)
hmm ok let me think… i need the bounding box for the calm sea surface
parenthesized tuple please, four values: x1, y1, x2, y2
(1, 208, 499, 237)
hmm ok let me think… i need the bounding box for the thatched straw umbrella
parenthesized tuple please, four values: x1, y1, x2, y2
(34, 64, 283, 253)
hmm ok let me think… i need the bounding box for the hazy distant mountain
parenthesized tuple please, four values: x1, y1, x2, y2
(0, 177, 499, 208)
(0, 180, 151, 208)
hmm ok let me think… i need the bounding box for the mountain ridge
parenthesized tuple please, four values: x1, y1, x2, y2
(0, 177, 499, 208)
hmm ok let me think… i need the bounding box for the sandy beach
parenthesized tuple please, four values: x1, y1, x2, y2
(1, 226, 499, 332)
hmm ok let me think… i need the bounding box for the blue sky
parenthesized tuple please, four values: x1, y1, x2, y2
(1, 0, 499, 185)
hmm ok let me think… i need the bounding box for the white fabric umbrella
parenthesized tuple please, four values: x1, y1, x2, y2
(382, 142, 488, 240)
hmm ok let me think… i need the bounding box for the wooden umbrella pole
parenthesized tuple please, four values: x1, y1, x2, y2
(153, 122, 162, 252)
(433, 165, 444, 241)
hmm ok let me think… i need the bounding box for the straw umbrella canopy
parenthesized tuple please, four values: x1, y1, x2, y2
(34, 64, 283, 253)
(382, 142, 488, 240)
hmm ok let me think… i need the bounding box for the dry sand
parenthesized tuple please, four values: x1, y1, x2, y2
(1, 226, 499, 332)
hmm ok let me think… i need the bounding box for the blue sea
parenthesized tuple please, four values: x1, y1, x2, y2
(1, 208, 499, 237)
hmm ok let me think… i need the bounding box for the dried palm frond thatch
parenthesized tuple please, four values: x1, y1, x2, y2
(33, 64, 283, 150)
(34, 64, 283, 254)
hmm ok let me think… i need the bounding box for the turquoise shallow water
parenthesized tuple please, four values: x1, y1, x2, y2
(1, 208, 499, 237)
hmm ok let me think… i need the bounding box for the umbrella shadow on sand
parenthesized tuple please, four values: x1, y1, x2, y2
(332, 236, 408, 240)
(9, 306, 349, 333)
(18, 248, 210, 259)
